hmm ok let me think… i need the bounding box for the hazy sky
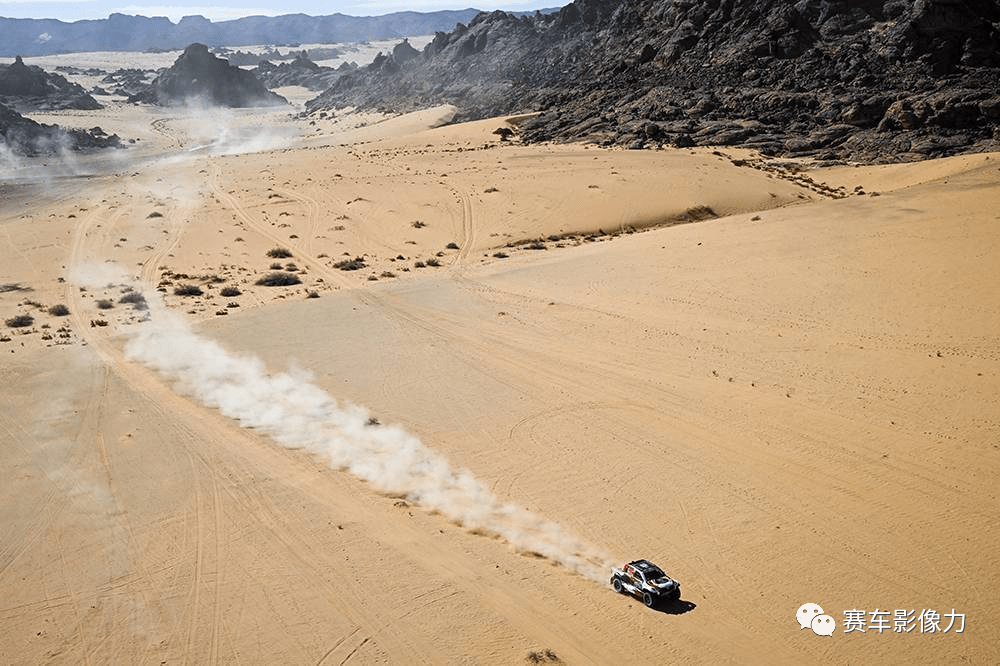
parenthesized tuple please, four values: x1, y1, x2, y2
(0, 1, 557, 22)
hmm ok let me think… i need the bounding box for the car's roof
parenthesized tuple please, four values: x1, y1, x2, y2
(628, 559, 662, 571)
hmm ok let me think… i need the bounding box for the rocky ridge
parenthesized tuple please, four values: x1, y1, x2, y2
(306, 0, 1000, 162)
(98, 69, 156, 98)
(0, 56, 102, 111)
(254, 55, 350, 92)
(0, 102, 120, 155)
(130, 43, 287, 107)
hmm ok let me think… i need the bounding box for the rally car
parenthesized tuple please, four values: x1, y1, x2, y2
(610, 560, 681, 607)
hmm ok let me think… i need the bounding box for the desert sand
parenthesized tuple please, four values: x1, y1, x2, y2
(1, 96, 999, 665)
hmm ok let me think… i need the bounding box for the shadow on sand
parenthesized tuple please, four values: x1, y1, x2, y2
(653, 598, 697, 615)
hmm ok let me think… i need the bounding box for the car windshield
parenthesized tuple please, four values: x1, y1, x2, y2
(643, 568, 667, 581)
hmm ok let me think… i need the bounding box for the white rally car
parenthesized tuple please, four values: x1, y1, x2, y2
(611, 560, 681, 608)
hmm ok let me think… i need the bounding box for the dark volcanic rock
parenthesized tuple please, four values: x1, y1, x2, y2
(131, 44, 287, 107)
(101, 68, 155, 98)
(0, 102, 120, 155)
(392, 39, 421, 65)
(0, 56, 102, 111)
(222, 48, 292, 67)
(255, 54, 341, 92)
(306, 0, 1000, 162)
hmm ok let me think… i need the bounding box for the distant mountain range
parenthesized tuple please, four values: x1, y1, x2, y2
(0, 9, 563, 57)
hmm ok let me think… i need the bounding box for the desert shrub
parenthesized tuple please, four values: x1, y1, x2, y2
(284, 263, 299, 272)
(47, 304, 70, 317)
(306, 290, 320, 298)
(414, 260, 425, 268)
(493, 252, 509, 259)
(380, 271, 396, 279)
(270, 262, 283, 270)
(96, 299, 114, 309)
(266, 247, 293, 258)
(446, 242, 459, 250)
(118, 291, 148, 309)
(425, 258, 441, 267)
(173, 284, 203, 296)
(5, 314, 33, 328)
(333, 257, 366, 271)
(411, 220, 426, 228)
(255, 271, 301, 287)
(527, 242, 547, 250)
(220, 286, 241, 297)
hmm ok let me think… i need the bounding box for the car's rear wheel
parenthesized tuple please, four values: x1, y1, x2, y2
(643, 592, 656, 608)
(612, 577, 624, 593)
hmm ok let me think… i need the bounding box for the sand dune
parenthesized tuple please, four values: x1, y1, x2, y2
(1, 101, 998, 664)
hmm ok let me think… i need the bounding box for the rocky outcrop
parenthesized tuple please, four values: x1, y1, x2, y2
(100, 68, 156, 98)
(305, 0, 1000, 162)
(392, 39, 421, 64)
(254, 55, 344, 92)
(0, 56, 102, 111)
(130, 44, 287, 107)
(0, 102, 120, 155)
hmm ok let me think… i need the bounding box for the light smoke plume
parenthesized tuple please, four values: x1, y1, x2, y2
(0, 142, 24, 175)
(0, 130, 80, 183)
(120, 289, 616, 583)
(169, 98, 300, 157)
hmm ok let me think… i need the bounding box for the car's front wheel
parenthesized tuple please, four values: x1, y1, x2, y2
(643, 592, 656, 608)
(612, 577, 625, 593)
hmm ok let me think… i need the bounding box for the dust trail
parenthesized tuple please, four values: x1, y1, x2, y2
(0, 131, 81, 184)
(117, 285, 616, 583)
(160, 97, 300, 158)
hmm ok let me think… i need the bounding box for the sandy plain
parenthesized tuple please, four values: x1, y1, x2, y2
(1, 83, 999, 665)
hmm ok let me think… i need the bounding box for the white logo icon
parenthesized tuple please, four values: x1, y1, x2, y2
(797, 602, 824, 630)
(812, 614, 836, 636)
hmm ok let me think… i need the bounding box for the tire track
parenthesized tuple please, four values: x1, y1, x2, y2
(315, 627, 360, 665)
(271, 185, 321, 256)
(182, 449, 206, 666)
(151, 117, 184, 149)
(350, 146, 475, 268)
(456, 191, 476, 264)
(57, 534, 93, 666)
(208, 161, 353, 292)
(208, 451, 225, 666)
